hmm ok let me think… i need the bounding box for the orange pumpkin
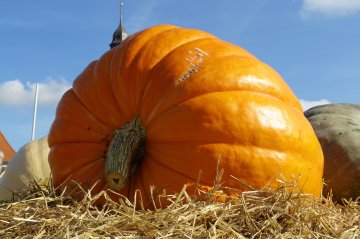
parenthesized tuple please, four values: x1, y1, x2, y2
(48, 24, 323, 207)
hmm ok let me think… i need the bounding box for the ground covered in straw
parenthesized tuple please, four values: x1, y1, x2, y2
(0, 182, 359, 239)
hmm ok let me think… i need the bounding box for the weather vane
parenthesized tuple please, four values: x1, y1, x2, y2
(109, 0, 128, 48)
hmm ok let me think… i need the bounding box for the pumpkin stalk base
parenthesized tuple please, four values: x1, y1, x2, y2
(105, 116, 146, 191)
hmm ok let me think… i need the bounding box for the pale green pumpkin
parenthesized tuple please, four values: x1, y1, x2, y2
(305, 103, 360, 202)
(0, 136, 50, 201)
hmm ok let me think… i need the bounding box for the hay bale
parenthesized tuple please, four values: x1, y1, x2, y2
(0, 177, 359, 238)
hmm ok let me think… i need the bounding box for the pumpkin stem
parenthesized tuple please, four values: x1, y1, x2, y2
(105, 116, 146, 190)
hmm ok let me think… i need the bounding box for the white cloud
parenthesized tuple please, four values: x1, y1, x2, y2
(300, 99, 331, 111)
(300, 0, 360, 17)
(0, 77, 71, 107)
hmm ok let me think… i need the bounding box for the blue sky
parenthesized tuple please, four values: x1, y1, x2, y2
(1, 0, 360, 150)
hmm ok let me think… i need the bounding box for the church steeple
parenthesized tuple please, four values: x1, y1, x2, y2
(109, 0, 128, 49)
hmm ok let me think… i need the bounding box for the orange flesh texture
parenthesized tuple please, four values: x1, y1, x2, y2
(144, 92, 323, 196)
(48, 24, 323, 204)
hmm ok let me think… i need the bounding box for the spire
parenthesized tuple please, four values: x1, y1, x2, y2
(109, 0, 128, 49)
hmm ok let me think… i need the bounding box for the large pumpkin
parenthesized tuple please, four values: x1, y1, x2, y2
(305, 103, 360, 202)
(48, 24, 323, 207)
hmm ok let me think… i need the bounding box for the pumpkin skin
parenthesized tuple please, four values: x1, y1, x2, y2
(0, 136, 50, 201)
(305, 103, 360, 202)
(48, 24, 323, 207)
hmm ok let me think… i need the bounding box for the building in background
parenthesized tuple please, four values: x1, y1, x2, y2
(0, 131, 16, 162)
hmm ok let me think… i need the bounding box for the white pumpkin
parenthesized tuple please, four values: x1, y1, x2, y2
(0, 136, 50, 201)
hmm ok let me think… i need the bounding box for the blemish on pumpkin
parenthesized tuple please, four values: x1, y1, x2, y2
(347, 121, 357, 126)
(176, 47, 208, 86)
(352, 128, 360, 133)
